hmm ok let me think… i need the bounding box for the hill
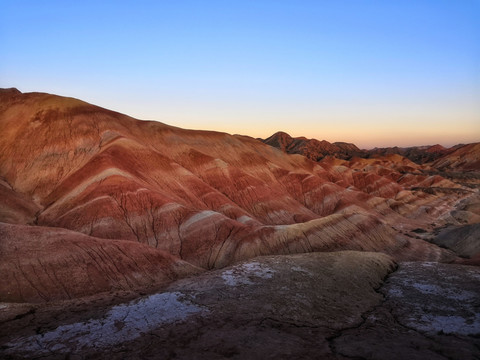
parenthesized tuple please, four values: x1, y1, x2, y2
(0, 88, 478, 302)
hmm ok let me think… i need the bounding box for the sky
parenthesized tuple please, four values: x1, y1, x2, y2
(1, 0, 479, 148)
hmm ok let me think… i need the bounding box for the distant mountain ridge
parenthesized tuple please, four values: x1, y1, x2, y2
(262, 131, 479, 170)
(368, 144, 458, 165)
(263, 131, 364, 161)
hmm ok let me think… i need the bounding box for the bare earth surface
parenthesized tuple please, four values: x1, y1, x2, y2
(333, 262, 480, 360)
(1, 251, 479, 359)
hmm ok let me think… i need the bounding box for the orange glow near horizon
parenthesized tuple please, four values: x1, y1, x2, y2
(110, 94, 479, 149)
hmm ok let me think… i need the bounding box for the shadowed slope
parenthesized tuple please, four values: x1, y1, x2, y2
(0, 177, 40, 224)
(431, 143, 480, 172)
(0, 222, 201, 302)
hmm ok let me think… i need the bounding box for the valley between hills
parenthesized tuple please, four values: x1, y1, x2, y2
(0, 88, 479, 359)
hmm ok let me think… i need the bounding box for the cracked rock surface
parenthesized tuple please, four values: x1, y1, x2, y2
(333, 261, 480, 360)
(1, 251, 479, 359)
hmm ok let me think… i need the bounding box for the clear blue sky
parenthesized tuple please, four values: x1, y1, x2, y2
(1, 0, 479, 148)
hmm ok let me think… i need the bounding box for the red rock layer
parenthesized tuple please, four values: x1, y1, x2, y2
(0, 222, 201, 302)
(431, 143, 480, 172)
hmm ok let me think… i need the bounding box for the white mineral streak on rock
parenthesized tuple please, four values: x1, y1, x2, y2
(417, 315, 480, 335)
(291, 265, 314, 276)
(386, 262, 480, 336)
(236, 215, 254, 224)
(182, 210, 219, 229)
(221, 261, 275, 287)
(5, 292, 205, 355)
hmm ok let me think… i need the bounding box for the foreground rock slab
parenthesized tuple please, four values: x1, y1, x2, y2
(1, 251, 393, 358)
(333, 262, 480, 360)
(1, 252, 479, 359)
